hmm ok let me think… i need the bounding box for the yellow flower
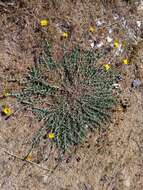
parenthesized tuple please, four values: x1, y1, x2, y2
(3, 90, 10, 97)
(103, 64, 110, 71)
(2, 106, 12, 116)
(48, 132, 55, 139)
(88, 26, 95, 33)
(123, 59, 128, 65)
(114, 40, 119, 48)
(40, 19, 48, 27)
(62, 32, 69, 38)
(26, 153, 33, 161)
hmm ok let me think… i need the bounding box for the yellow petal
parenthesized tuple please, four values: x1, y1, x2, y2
(123, 59, 128, 65)
(26, 154, 33, 161)
(103, 64, 110, 71)
(3, 90, 10, 97)
(2, 106, 12, 116)
(40, 19, 48, 27)
(62, 32, 69, 38)
(48, 133, 55, 139)
(89, 26, 95, 33)
(114, 41, 119, 48)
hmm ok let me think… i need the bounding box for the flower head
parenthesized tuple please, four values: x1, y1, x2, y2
(123, 59, 128, 65)
(2, 106, 12, 116)
(48, 132, 55, 139)
(103, 64, 110, 71)
(3, 90, 10, 97)
(88, 26, 95, 33)
(62, 32, 69, 38)
(40, 19, 48, 27)
(114, 40, 119, 48)
(26, 153, 33, 161)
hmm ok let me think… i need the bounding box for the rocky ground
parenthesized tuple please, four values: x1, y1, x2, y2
(0, 0, 143, 189)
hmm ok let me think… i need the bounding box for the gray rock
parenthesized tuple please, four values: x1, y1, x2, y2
(132, 79, 141, 88)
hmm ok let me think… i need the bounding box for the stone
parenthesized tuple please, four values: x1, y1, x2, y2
(132, 79, 141, 88)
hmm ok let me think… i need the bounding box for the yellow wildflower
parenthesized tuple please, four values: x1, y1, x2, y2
(48, 132, 55, 139)
(103, 64, 110, 71)
(3, 90, 10, 97)
(26, 153, 33, 161)
(88, 26, 95, 33)
(40, 19, 48, 27)
(62, 32, 69, 38)
(2, 106, 12, 116)
(123, 59, 128, 65)
(114, 40, 119, 48)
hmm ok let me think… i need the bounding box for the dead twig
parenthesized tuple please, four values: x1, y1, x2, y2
(3, 149, 52, 173)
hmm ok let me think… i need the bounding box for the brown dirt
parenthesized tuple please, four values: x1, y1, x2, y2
(0, 0, 143, 190)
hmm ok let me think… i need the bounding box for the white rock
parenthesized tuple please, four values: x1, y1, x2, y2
(137, 21, 142, 28)
(109, 28, 113, 34)
(107, 36, 113, 43)
(113, 14, 119, 20)
(90, 41, 95, 48)
(112, 83, 120, 89)
(85, 124, 88, 128)
(118, 44, 123, 53)
(132, 79, 141, 88)
(96, 41, 104, 48)
(96, 20, 103, 26)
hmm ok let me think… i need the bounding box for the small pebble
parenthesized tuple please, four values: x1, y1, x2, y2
(136, 21, 142, 28)
(90, 41, 95, 48)
(112, 83, 120, 89)
(85, 124, 88, 128)
(108, 28, 113, 34)
(119, 44, 123, 52)
(96, 20, 103, 27)
(96, 41, 104, 48)
(113, 14, 119, 20)
(107, 36, 113, 43)
(132, 79, 141, 88)
(116, 74, 123, 81)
